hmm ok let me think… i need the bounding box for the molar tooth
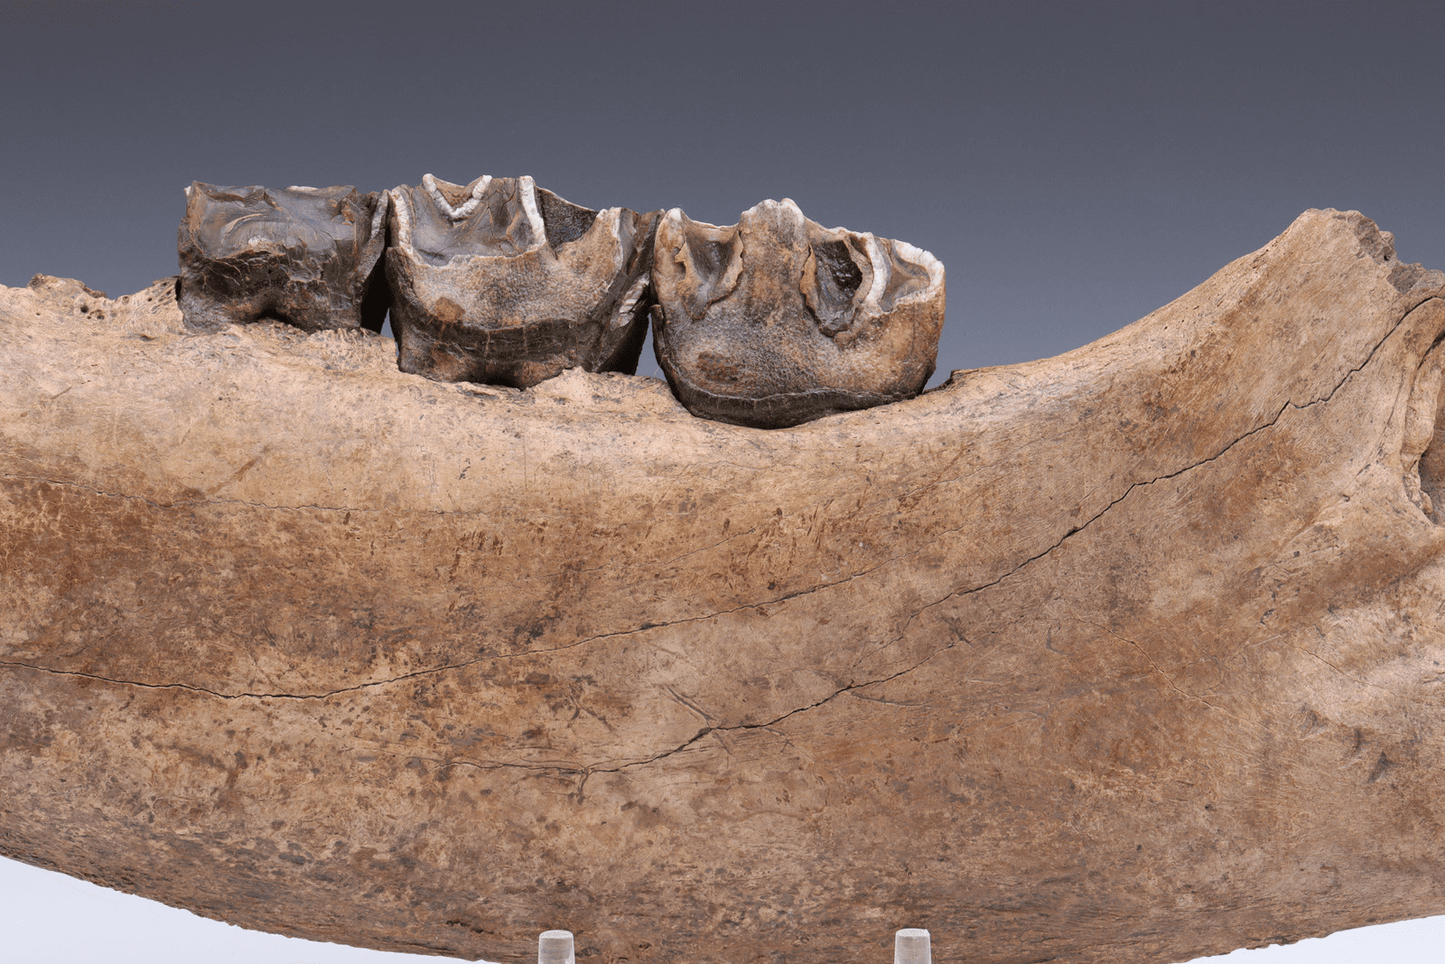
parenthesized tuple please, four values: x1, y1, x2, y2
(651, 200, 945, 429)
(385, 174, 659, 389)
(176, 182, 389, 334)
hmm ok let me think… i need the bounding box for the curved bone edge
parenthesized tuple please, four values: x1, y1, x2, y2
(651, 201, 943, 428)
(5, 211, 1445, 964)
(384, 176, 653, 388)
(176, 182, 387, 333)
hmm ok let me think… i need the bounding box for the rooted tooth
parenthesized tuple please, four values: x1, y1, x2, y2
(176, 182, 388, 333)
(650, 198, 945, 429)
(384, 174, 658, 389)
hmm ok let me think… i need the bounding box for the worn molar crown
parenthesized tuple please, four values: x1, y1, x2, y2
(176, 182, 388, 333)
(385, 174, 658, 389)
(650, 198, 945, 429)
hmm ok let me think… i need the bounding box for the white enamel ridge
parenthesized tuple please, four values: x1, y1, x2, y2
(888, 237, 946, 305)
(612, 273, 649, 328)
(517, 175, 546, 245)
(387, 188, 414, 247)
(861, 233, 889, 309)
(368, 193, 388, 242)
(423, 172, 491, 222)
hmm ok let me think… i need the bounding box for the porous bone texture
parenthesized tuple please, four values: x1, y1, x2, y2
(4, 212, 1445, 964)
(176, 182, 387, 332)
(651, 198, 945, 428)
(385, 174, 656, 388)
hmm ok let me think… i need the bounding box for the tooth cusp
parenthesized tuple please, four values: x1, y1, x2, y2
(650, 200, 945, 429)
(177, 182, 388, 334)
(384, 174, 657, 389)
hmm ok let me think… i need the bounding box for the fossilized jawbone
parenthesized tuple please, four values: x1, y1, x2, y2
(6, 210, 1445, 964)
(651, 199, 945, 428)
(177, 182, 387, 333)
(385, 174, 657, 389)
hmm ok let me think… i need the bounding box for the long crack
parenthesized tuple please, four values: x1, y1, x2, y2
(2, 296, 1437, 705)
(422, 642, 955, 779)
(912, 294, 1436, 616)
(603, 643, 951, 772)
(0, 464, 369, 514)
(0, 656, 474, 701)
(0, 640, 955, 784)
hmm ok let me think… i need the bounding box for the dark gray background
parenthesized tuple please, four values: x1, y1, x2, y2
(5, 1, 1443, 378)
(3, 2, 1444, 961)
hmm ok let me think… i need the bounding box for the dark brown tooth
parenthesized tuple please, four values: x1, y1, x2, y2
(384, 174, 657, 390)
(177, 182, 387, 333)
(650, 198, 945, 429)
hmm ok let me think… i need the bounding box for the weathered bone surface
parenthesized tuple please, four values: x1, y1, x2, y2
(4, 211, 1445, 964)
(177, 182, 387, 332)
(386, 174, 656, 388)
(652, 199, 945, 428)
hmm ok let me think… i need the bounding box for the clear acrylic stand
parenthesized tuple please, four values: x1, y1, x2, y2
(895, 927, 932, 964)
(532, 924, 933, 961)
(538, 929, 576, 964)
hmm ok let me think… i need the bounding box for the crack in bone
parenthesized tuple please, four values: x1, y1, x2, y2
(1295, 646, 1440, 707)
(0, 615, 701, 699)
(914, 295, 1437, 616)
(1, 298, 1436, 708)
(422, 642, 955, 779)
(1, 642, 953, 782)
(0, 657, 476, 701)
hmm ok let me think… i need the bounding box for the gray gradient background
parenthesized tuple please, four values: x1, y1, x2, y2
(1, 1, 1443, 961)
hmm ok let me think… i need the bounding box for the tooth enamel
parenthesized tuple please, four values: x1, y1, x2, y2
(422, 173, 491, 222)
(385, 175, 658, 389)
(176, 181, 388, 335)
(518, 176, 546, 244)
(650, 200, 945, 429)
(861, 233, 889, 310)
(613, 274, 650, 329)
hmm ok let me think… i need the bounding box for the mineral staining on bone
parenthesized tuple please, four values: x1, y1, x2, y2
(650, 199, 945, 429)
(177, 182, 387, 333)
(384, 174, 657, 389)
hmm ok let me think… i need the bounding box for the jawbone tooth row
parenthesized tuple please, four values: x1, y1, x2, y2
(175, 178, 945, 427)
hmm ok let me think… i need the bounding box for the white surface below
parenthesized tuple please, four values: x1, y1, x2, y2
(3, 854, 1444, 963)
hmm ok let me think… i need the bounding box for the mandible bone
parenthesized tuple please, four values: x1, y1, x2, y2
(650, 199, 945, 428)
(385, 174, 657, 388)
(6, 210, 1445, 964)
(177, 182, 387, 332)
